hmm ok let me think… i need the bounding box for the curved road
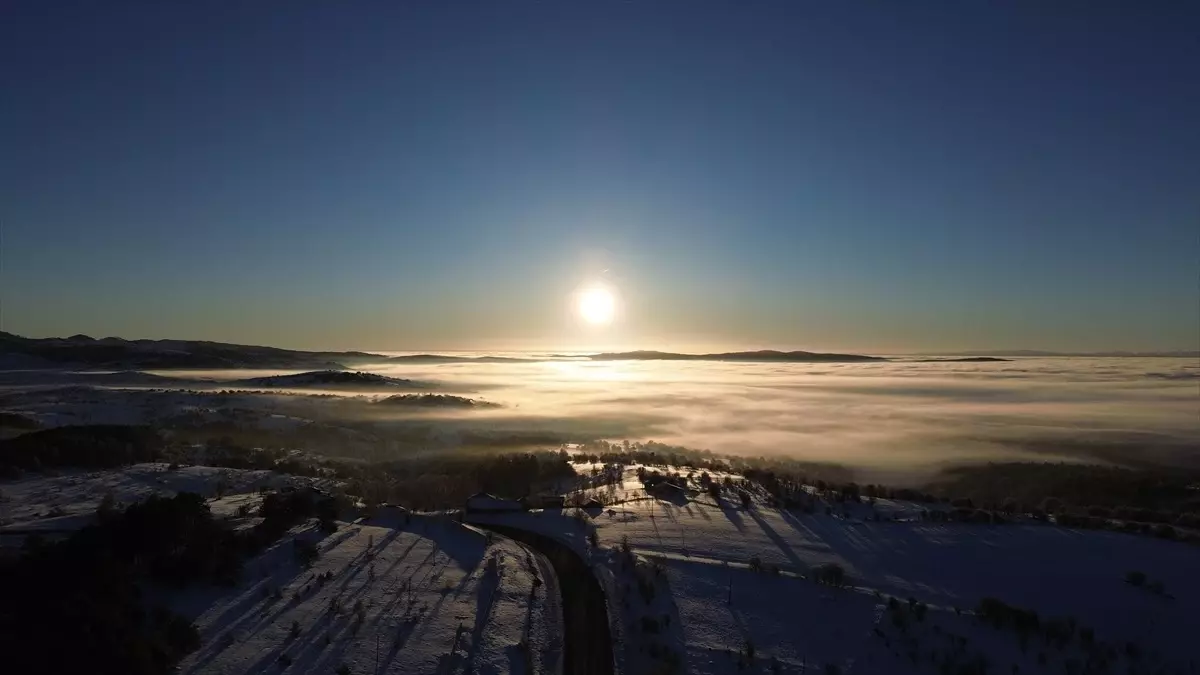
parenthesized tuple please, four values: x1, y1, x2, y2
(477, 524, 614, 675)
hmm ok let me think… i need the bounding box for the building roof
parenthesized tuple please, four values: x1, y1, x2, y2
(465, 492, 523, 512)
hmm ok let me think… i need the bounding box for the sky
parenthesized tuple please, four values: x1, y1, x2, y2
(2, 1, 1198, 353)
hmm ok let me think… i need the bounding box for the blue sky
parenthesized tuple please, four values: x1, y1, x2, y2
(3, 1, 1197, 352)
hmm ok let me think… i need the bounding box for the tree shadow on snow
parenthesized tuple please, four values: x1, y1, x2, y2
(718, 500, 747, 533)
(746, 507, 806, 572)
(462, 559, 501, 674)
(180, 525, 332, 673)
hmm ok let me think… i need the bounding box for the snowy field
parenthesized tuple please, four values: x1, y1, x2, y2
(0, 463, 331, 532)
(1, 462, 564, 675)
(481, 464, 1200, 674)
(175, 516, 560, 675)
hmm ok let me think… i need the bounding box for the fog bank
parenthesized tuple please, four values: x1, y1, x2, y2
(348, 356, 1199, 481)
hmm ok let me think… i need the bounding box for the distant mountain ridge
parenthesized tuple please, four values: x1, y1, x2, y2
(910, 357, 1012, 363)
(588, 349, 886, 363)
(0, 331, 378, 370)
(385, 354, 530, 364)
(920, 349, 1199, 358)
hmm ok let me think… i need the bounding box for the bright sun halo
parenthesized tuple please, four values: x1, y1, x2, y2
(577, 286, 615, 325)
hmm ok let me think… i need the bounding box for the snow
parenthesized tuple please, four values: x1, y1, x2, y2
(663, 556, 880, 673)
(0, 463, 331, 531)
(176, 518, 561, 675)
(480, 472, 1200, 674)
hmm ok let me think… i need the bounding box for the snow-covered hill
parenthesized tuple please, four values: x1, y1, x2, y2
(174, 518, 560, 675)
(231, 370, 427, 390)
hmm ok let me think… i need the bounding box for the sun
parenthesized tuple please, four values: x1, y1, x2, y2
(577, 286, 616, 325)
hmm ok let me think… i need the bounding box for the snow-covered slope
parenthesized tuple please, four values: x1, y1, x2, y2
(175, 518, 560, 675)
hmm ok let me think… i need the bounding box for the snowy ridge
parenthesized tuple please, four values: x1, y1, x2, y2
(174, 518, 560, 675)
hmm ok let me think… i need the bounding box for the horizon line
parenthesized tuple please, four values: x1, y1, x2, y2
(4, 330, 1196, 357)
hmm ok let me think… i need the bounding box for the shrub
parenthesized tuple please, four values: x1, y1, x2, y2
(812, 563, 845, 586)
(1175, 512, 1200, 528)
(1152, 523, 1177, 540)
(977, 597, 1040, 634)
(97, 492, 119, 520)
(913, 602, 928, 622)
(293, 538, 319, 567)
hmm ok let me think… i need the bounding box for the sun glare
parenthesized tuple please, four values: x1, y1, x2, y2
(577, 286, 615, 325)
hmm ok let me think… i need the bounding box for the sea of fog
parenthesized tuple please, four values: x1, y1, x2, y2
(334, 355, 1199, 481)
(120, 355, 1200, 483)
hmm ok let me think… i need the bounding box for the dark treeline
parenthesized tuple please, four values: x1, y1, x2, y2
(925, 462, 1200, 521)
(166, 422, 576, 463)
(168, 436, 576, 510)
(737, 462, 1200, 543)
(0, 488, 331, 675)
(576, 439, 855, 484)
(741, 467, 939, 508)
(1, 423, 576, 511)
(0, 411, 40, 430)
(343, 450, 576, 510)
(0, 424, 161, 475)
